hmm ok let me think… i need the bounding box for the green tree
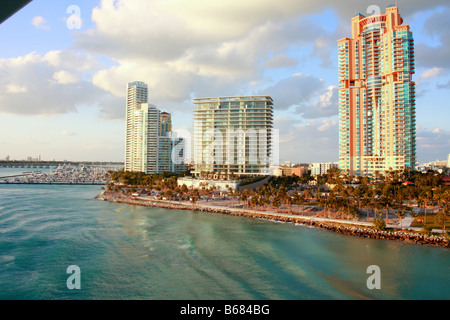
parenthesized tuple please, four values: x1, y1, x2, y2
(272, 197, 281, 212)
(303, 188, 313, 202)
(240, 189, 249, 209)
(433, 186, 448, 210)
(395, 206, 411, 230)
(419, 188, 433, 227)
(373, 217, 386, 231)
(249, 196, 258, 211)
(292, 192, 303, 212)
(436, 207, 448, 234)
(164, 189, 173, 200)
(381, 183, 395, 221)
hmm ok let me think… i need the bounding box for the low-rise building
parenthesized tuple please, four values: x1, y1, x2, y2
(177, 176, 240, 191)
(309, 162, 338, 176)
(273, 165, 308, 177)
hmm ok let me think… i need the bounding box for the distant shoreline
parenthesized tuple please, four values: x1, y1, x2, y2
(97, 192, 450, 249)
(0, 182, 106, 185)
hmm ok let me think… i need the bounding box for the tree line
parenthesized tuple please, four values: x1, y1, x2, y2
(104, 168, 450, 234)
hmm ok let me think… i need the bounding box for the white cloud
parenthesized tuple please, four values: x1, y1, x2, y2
(6, 84, 27, 93)
(317, 118, 338, 132)
(43, 50, 100, 72)
(31, 16, 49, 30)
(299, 85, 338, 119)
(71, 0, 450, 112)
(52, 70, 80, 84)
(73, 0, 342, 106)
(0, 51, 107, 116)
(421, 67, 443, 79)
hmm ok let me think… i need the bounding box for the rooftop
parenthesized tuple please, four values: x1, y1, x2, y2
(193, 96, 273, 103)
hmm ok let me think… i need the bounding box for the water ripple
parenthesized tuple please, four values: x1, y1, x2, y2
(0, 183, 449, 300)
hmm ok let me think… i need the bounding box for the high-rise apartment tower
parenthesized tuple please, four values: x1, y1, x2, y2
(125, 81, 158, 173)
(338, 6, 416, 176)
(160, 112, 172, 136)
(125, 81, 184, 174)
(193, 96, 273, 177)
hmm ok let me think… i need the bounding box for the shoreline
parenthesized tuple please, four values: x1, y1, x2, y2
(97, 193, 450, 249)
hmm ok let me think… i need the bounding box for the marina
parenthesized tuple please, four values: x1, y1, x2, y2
(0, 165, 121, 185)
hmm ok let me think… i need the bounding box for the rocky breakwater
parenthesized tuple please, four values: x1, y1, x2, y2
(225, 213, 450, 248)
(303, 222, 450, 248)
(257, 215, 450, 248)
(97, 193, 450, 249)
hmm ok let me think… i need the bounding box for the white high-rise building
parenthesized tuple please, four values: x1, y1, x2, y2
(192, 96, 273, 177)
(125, 81, 149, 172)
(125, 81, 185, 174)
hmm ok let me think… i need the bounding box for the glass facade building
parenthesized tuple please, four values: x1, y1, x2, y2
(124, 81, 184, 174)
(192, 96, 274, 177)
(338, 6, 416, 176)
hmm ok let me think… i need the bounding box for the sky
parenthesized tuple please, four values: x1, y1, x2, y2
(0, 0, 449, 164)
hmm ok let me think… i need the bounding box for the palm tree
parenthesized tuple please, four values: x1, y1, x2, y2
(340, 186, 353, 217)
(272, 196, 281, 212)
(292, 193, 301, 212)
(327, 190, 339, 215)
(443, 189, 450, 210)
(360, 196, 369, 221)
(303, 188, 313, 202)
(228, 187, 235, 207)
(395, 206, 408, 230)
(240, 189, 249, 209)
(164, 189, 173, 200)
(259, 197, 270, 211)
(370, 192, 383, 221)
(249, 196, 258, 211)
(381, 184, 395, 221)
(436, 207, 448, 234)
(433, 186, 447, 210)
(419, 188, 433, 227)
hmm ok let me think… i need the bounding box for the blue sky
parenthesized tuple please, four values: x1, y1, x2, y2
(0, 0, 449, 164)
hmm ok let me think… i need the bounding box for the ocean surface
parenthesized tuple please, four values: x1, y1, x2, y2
(0, 181, 449, 300)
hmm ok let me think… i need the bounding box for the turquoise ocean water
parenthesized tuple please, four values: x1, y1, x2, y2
(0, 183, 448, 300)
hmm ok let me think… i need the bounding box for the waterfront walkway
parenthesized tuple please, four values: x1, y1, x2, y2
(137, 196, 424, 232)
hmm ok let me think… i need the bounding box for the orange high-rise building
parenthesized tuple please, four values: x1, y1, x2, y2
(338, 6, 416, 176)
